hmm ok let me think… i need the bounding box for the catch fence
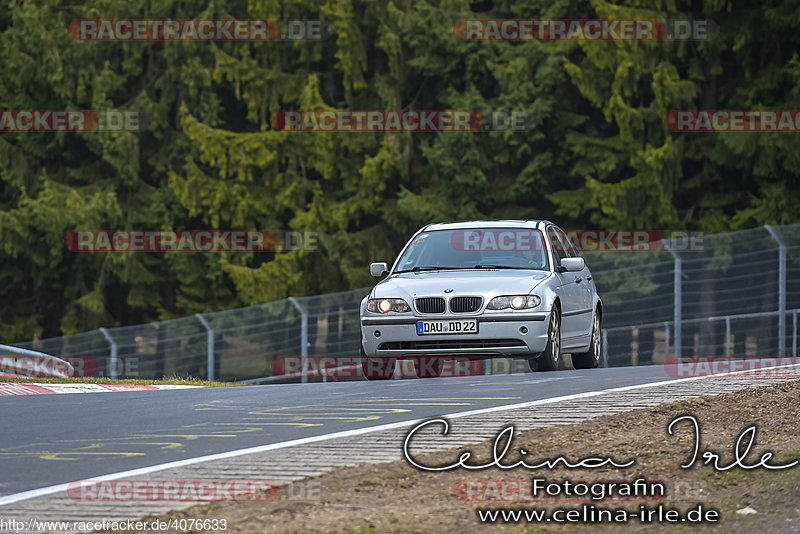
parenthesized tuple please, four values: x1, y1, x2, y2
(13, 224, 800, 381)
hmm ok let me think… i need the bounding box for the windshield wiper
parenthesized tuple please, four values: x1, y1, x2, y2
(472, 264, 536, 270)
(395, 266, 464, 273)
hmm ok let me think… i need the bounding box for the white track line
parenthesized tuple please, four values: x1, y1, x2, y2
(1, 362, 796, 508)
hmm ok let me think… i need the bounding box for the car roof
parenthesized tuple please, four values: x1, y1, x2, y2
(421, 219, 552, 232)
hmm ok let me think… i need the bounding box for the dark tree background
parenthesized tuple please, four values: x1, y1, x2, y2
(1, 0, 798, 342)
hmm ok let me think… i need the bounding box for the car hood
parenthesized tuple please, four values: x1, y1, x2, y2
(371, 270, 552, 300)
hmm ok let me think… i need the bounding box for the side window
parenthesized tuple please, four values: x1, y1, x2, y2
(556, 228, 579, 258)
(547, 227, 567, 267)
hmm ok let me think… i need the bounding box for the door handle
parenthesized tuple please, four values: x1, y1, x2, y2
(587, 275, 592, 281)
(575, 277, 582, 284)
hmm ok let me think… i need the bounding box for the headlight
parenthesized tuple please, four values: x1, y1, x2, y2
(367, 298, 411, 313)
(486, 295, 541, 310)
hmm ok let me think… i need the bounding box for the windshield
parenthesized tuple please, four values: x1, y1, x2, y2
(394, 228, 549, 272)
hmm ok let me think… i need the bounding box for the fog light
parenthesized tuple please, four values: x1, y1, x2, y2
(374, 330, 382, 338)
(520, 326, 528, 334)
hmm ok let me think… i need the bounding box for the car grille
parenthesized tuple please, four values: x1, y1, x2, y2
(415, 297, 445, 314)
(379, 339, 526, 350)
(449, 296, 483, 313)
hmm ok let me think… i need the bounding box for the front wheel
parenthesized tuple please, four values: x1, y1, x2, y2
(529, 310, 561, 372)
(572, 312, 601, 369)
(361, 357, 396, 380)
(360, 343, 396, 380)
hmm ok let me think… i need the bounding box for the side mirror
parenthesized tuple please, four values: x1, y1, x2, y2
(370, 262, 389, 278)
(560, 257, 585, 272)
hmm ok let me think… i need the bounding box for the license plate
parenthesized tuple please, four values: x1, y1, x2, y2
(417, 320, 478, 335)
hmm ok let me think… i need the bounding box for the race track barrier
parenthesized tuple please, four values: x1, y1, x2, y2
(0, 344, 75, 379)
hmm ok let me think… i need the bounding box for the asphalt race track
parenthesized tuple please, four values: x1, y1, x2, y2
(0, 364, 694, 499)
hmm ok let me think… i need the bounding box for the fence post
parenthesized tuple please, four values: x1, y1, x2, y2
(664, 321, 670, 360)
(99, 327, 118, 379)
(195, 314, 215, 381)
(793, 310, 797, 357)
(602, 329, 608, 367)
(725, 316, 731, 357)
(484, 358, 493, 375)
(288, 297, 308, 384)
(663, 242, 682, 357)
(765, 225, 786, 357)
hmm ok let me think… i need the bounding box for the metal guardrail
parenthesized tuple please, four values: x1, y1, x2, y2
(0, 344, 74, 379)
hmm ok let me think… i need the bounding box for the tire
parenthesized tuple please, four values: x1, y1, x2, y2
(572, 311, 601, 369)
(529, 309, 561, 372)
(412, 356, 444, 378)
(360, 343, 396, 380)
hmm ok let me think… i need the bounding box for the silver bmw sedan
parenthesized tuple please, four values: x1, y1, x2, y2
(359, 220, 602, 379)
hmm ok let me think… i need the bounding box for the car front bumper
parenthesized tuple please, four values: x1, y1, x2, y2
(360, 312, 551, 358)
